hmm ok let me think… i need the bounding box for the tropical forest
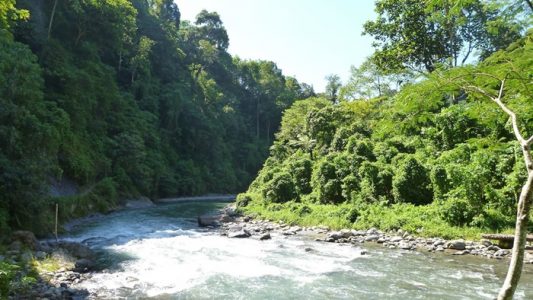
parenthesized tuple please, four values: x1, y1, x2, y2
(0, 0, 532, 299)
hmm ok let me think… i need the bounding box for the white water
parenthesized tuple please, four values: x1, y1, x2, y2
(63, 202, 533, 299)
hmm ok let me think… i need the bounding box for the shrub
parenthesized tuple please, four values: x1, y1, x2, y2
(236, 193, 252, 208)
(312, 159, 344, 203)
(430, 165, 450, 201)
(392, 157, 433, 205)
(341, 174, 359, 200)
(289, 155, 313, 194)
(440, 197, 476, 226)
(262, 172, 296, 203)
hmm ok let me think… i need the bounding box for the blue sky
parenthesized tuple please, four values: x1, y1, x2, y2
(176, 0, 377, 92)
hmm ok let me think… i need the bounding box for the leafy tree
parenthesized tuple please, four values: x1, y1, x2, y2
(0, 0, 28, 36)
(363, 0, 523, 73)
(441, 33, 532, 299)
(340, 58, 411, 100)
(324, 74, 342, 103)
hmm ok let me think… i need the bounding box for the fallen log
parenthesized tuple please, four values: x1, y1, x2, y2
(482, 234, 533, 242)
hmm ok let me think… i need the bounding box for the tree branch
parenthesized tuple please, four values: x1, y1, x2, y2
(490, 79, 526, 144)
(527, 136, 533, 146)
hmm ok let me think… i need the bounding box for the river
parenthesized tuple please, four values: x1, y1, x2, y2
(62, 201, 533, 299)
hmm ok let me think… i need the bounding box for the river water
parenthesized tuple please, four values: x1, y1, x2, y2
(63, 201, 533, 299)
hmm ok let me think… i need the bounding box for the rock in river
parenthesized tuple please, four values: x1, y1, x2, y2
(447, 240, 466, 250)
(259, 233, 271, 240)
(228, 230, 251, 238)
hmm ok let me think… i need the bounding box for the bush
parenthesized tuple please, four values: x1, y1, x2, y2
(430, 165, 450, 201)
(392, 157, 433, 205)
(0, 262, 18, 298)
(312, 159, 344, 203)
(440, 197, 476, 226)
(236, 193, 252, 208)
(289, 155, 313, 195)
(341, 174, 359, 200)
(262, 172, 297, 203)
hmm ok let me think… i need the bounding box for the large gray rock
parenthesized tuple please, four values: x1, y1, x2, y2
(125, 196, 154, 209)
(11, 230, 39, 250)
(75, 258, 96, 272)
(494, 249, 510, 257)
(56, 241, 95, 259)
(390, 236, 403, 243)
(228, 230, 251, 238)
(198, 214, 221, 227)
(259, 233, 271, 240)
(448, 240, 466, 250)
(365, 235, 380, 242)
(399, 241, 412, 250)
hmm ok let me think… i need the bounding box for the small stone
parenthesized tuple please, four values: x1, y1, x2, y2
(494, 249, 510, 257)
(436, 246, 445, 252)
(390, 236, 403, 243)
(453, 250, 470, 255)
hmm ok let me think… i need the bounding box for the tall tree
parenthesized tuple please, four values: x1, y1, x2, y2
(325, 74, 342, 104)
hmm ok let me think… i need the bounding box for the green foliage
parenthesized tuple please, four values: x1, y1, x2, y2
(244, 30, 532, 239)
(392, 156, 433, 205)
(0, 0, 308, 233)
(0, 261, 18, 298)
(363, 0, 523, 73)
(262, 171, 296, 203)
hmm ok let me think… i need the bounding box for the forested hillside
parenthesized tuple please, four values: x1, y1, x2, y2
(239, 1, 532, 238)
(0, 0, 312, 234)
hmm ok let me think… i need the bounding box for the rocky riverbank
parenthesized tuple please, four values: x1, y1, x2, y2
(213, 206, 533, 263)
(1, 231, 97, 299)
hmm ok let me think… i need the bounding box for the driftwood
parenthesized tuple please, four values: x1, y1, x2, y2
(482, 234, 533, 242)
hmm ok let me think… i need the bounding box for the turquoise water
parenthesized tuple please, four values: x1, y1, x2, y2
(63, 201, 533, 299)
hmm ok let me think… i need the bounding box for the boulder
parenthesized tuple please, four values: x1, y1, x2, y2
(228, 230, 251, 238)
(365, 235, 379, 242)
(197, 214, 221, 227)
(390, 236, 403, 243)
(74, 258, 96, 272)
(399, 241, 412, 250)
(327, 232, 343, 241)
(8, 240, 22, 252)
(494, 249, 510, 257)
(259, 233, 271, 240)
(11, 230, 39, 250)
(57, 241, 95, 259)
(447, 240, 466, 250)
(125, 197, 154, 209)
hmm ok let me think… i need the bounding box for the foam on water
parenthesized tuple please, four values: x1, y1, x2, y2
(64, 202, 533, 299)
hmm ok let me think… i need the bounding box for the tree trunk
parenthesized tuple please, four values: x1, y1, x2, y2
(462, 77, 533, 299)
(498, 156, 533, 300)
(256, 98, 260, 139)
(47, 0, 58, 40)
